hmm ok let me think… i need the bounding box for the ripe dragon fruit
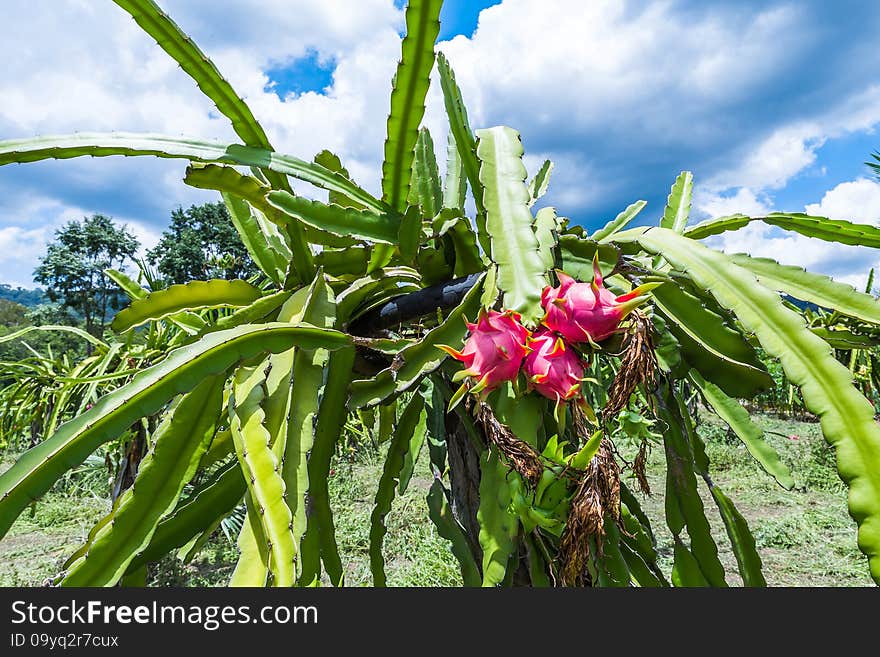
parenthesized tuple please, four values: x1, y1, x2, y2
(523, 330, 586, 403)
(541, 256, 658, 344)
(439, 309, 531, 405)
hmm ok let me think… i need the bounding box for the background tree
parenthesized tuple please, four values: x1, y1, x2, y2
(0, 299, 27, 326)
(33, 214, 139, 338)
(147, 202, 257, 284)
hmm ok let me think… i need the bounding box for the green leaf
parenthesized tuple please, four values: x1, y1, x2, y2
(732, 253, 880, 326)
(592, 200, 647, 243)
(0, 322, 349, 540)
(660, 171, 694, 233)
(534, 207, 560, 272)
(680, 398, 767, 587)
(231, 293, 309, 587)
(312, 150, 365, 210)
(111, 279, 262, 332)
(477, 451, 519, 587)
(184, 163, 275, 214)
(200, 428, 233, 470)
(223, 194, 289, 285)
(810, 327, 880, 350)
(619, 500, 668, 586)
(619, 541, 663, 587)
(442, 131, 467, 212)
(427, 479, 480, 586)
(622, 226, 880, 583)
(658, 385, 727, 586)
(301, 346, 356, 586)
(370, 393, 428, 585)
(689, 370, 793, 489)
(595, 520, 632, 587)
(334, 266, 422, 324)
(652, 282, 773, 398)
(61, 375, 224, 586)
(492, 382, 545, 447)
(281, 276, 336, 582)
(708, 482, 766, 586)
(381, 0, 442, 211)
(424, 378, 448, 474)
(314, 246, 370, 278)
(348, 273, 484, 408)
(686, 212, 880, 248)
(0, 324, 107, 349)
(0, 133, 389, 214)
(267, 191, 401, 244)
(672, 539, 709, 587)
(111, 1, 269, 151)
(398, 206, 423, 263)
(435, 211, 483, 276)
(125, 460, 245, 573)
(436, 52, 487, 253)
(527, 159, 554, 207)
(186, 164, 311, 282)
(398, 400, 429, 495)
(556, 235, 620, 281)
(475, 126, 549, 324)
(230, 364, 296, 586)
(681, 214, 749, 240)
(409, 128, 442, 218)
(204, 289, 293, 335)
(367, 243, 397, 275)
(230, 495, 270, 587)
(104, 268, 147, 300)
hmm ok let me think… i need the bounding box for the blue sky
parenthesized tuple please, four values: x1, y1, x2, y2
(1, 0, 879, 289)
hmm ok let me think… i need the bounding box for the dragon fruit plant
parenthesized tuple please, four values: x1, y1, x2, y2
(1, 0, 880, 587)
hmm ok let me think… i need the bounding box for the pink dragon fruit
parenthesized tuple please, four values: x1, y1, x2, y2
(523, 330, 585, 403)
(541, 256, 658, 344)
(439, 309, 531, 403)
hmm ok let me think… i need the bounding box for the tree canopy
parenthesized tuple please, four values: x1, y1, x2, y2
(147, 202, 257, 284)
(33, 214, 139, 338)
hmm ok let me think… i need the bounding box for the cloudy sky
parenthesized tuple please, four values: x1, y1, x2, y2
(1, 0, 879, 289)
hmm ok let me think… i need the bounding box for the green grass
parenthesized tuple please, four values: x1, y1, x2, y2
(0, 412, 873, 587)
(627, 413, 872, 587)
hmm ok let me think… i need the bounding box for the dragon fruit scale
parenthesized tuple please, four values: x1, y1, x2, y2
(438, 309, 531, 405)
(541, 256, 659, 344)
(523, 330, 585, 403)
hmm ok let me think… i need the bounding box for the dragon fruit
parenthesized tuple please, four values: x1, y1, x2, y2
(439, 309, 531, 402)
(523, 330, 585, 402)
(541, 257, 658, 344)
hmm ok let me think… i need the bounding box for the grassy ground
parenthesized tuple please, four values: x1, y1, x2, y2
(0, 412, 872, 587)
(632, 413, 872, 586)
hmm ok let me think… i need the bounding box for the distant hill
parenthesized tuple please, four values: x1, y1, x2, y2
(0, 284, 47, 307)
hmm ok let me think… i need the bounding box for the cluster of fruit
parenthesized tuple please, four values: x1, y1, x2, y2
(440, 259, 657, 410)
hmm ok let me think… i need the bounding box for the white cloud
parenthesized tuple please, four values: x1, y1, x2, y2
(0, 194, 94, 287)
(437, 0, 804, 131)
(2, 0, 880, 290)
(805, 178, 880, 223)
(123, 219, 162, 264)
(707, 178, 880, 286)
(704, 89, 880, 195)
(0, 0, 405, 283)
(705, 124, 824, 192)
(695, 187, 773, 219)
(0, 226, 52, 288)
